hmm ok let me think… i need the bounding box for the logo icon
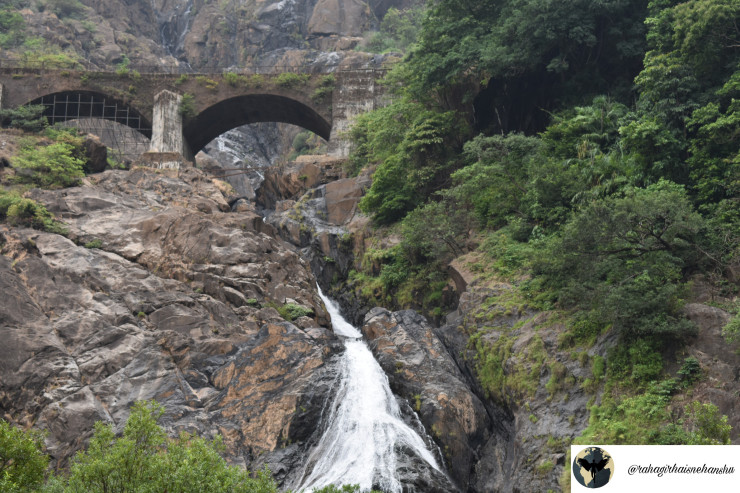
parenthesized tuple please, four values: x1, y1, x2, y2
(573, 446, 614, 488)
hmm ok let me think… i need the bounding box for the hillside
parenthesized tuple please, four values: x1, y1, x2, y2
(0, 0, 739, 492)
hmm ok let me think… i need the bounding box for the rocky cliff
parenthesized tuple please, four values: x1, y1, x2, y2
(0, 166, 345, 483)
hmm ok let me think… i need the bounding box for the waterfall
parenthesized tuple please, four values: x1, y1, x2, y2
(294, 287, 442, 492)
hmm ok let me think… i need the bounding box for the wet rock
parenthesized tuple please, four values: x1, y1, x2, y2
(361, 308, 494, 489)
(256, 157, 345, 211)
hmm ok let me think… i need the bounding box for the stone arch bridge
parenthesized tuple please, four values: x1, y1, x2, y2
(0, 67, 385, 167)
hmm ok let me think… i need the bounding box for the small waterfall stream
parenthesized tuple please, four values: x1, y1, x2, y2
(294, 287, 443, 492)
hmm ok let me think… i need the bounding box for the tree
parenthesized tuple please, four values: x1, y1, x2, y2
(355, 99, 466, 224)
(545, 180, 703, 338)
(620, 0, 740, 188)
(364, 6, 423, 54)
(66, 401, 278, 493)
(0, 105, 47, 133)
(406, 0, 648, 132)
(0, 420, 49, 493)
(0, 9, 26, 48)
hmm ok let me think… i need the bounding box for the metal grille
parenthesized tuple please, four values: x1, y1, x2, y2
(35, 92, 151, 136)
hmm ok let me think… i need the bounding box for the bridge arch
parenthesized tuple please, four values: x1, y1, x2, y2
(27, 91, 152, 139)
(184, 94, 332, 156)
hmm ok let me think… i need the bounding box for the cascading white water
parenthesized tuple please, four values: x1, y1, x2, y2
(294, 287, 442, 492)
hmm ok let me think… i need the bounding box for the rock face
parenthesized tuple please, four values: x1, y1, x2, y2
(257, 157, 375, 323)
(0, 167, 342, 480)
(361, 308, 500, 489)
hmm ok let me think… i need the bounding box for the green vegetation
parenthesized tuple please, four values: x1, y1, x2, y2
(246, 74, 265, 89)
(288, 130, 326, 160)
(0, 105, 47, 133)
(722, 313, 740, 346)
(0, 191, 67, 234)
(83, 238, 102, 249)
(224, 71, 247, 87)
(114, 55, 130, 76)
(65, 401, 277, 493)
(42, 0, 86, 19)
(275, 72, 310, 88)
(347, 0, 739, 454)
(196, 75, 219, 91)
(311, 74, 335, 102)
(272, 302, 314, 322)
(11, 139, 85, 189)
(0, 403, 376, 492)
(179, 93, 197, 119)
(19, 42, 81, 69)
(362, 6, 423, 54)
(0, 9, 26, 48)
(0, 420, 49, 493)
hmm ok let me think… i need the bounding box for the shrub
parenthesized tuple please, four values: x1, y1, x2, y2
(11, 141, 85, 188)
(67, 400, 279, 493)
(276, 303, 314, 321)
(311, 74, 335, 102)
(45, 0, 86, 18)
(84, 238, 102, 249)
(179, 93, 197, 119)
(683, 401, 732, 445)
(544, 180, 703, 340)
(0, 191, 66, 233)
(223, 71, 246, 87)
(195, 75, 219, 90)
(722, 313, 740, 346)
(292, 131, 310, 153)
(246, 74, 265, 88)
(0, 105, 47, 132)
(115, 55, 130, 76)
(0, 9, 26, 48)
(275, 72, 310, 88)
(677, 356, 701, 386)
(0, 420, 49, 493)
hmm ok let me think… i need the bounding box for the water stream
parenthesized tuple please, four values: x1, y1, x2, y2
(293, 287, 443, 492)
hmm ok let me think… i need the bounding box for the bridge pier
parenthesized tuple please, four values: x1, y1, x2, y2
(328, 70, 386, 158)
(142, 90, 193, 169)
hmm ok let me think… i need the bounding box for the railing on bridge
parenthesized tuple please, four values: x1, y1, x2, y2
(0, 58, 390, 75)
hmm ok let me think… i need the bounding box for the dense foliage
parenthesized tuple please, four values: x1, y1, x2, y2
(64, 401, 277, 493)
(0, 401, 377, 492)
(348, 0, 739, 459)
(363, 6, 423, 54)
(0, 420, 49, 493)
